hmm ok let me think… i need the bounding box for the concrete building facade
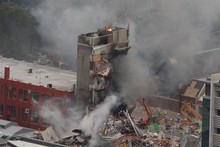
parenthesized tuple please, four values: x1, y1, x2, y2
(201, 73, 220, 146)
(77, 26, 130, 109)
(209, 73, 220, 146)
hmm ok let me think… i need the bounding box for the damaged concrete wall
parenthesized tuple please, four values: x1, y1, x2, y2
(77, 44, 91, 104)
(147, 96, 180, 112)
(76, 26, 130, 109)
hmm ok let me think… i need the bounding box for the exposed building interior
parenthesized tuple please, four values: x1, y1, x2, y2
(77, 26, 130, 110)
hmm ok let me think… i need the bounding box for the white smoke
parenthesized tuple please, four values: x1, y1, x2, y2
(32, 0, 220, 97)
(79, 95, 119, 146)
(39, 95, 118, 146)
(39, 102, 83, 137)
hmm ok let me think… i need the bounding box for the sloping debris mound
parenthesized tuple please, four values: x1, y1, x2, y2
(31, 99, 201, 147)
(100, 100, 201, 147)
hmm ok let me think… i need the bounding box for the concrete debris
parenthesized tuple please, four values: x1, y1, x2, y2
(100, 99, 201, 147)
(31, 99, 201, 147)
(40, 126, 59, 143)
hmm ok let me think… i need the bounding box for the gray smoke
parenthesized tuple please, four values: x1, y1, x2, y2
(39, 102, 83, 137)
(32, 0, 220, 97)
(79, 94, 119, 146)
(39, 95, 118, 146)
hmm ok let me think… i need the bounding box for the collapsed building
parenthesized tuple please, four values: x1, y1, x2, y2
(76, 26, 130, 110)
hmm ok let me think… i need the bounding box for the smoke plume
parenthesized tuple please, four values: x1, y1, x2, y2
(79, 94, 119, 146)
(39, 95, 118, 146)
(32, 0, 220, 97)
(39, 102, 83, 137)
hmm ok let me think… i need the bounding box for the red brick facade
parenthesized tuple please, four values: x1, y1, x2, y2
(0, 69, 74, 130)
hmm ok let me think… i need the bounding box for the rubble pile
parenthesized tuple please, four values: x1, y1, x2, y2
(101, 101, 201, 147)
(31, 99, 201, 147)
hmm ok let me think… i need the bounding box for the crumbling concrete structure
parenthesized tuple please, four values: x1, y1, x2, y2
(77, 26, 130, 110)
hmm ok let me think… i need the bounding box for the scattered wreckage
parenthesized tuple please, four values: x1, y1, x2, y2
(31, 98, 201, 147)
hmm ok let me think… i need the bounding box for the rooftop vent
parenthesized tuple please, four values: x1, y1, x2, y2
(47, 84, 52, 88)
(28, 68, 33, 73)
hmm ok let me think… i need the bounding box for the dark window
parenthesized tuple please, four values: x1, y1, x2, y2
(90, 62, 94, 70)
(24, 90, 28, 101)
(19, 89, 23, 100)
(18, 108, 21, 120)
(216, 128, 220, 134)
(12, 88, 16, 99)
(217, 91, 220, 97)
(7, 87, 12, 98)
(21, 108, 25, 120)
(0, 104, 3, 115)
(1, 85, 4, 96)
(42, 94, 51, 103)
(205, 84, 210, 96)
(7, 105, 10, 111)
(11, 106, 16, 118)
(31, 92, 39, 104)
(31, 110, 39, 123)
(217, 110, 220, 116)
